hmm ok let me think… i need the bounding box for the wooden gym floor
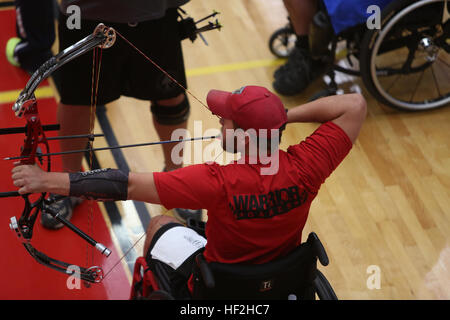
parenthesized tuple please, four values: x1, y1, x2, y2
(0, 0, 449, 299)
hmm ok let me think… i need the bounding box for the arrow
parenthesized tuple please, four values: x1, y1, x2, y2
(4, 135, 219, 160)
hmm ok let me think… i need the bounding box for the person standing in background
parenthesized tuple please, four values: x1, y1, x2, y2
(40, 0, 202, 229)
(6, 0, 56, 74)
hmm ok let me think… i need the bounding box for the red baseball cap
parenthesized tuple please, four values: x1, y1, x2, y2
(207, 86, 287, 132)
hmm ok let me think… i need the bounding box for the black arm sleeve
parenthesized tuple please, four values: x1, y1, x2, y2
(69, 168, 129, 201)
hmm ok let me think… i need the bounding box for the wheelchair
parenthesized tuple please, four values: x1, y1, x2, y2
(129, 219, 338, 300)
(269, 0, 450, 111)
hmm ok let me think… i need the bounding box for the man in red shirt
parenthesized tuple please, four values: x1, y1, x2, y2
(11, 86, 366, 296)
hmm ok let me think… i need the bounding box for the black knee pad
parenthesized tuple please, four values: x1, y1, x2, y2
(150, 96, 190, 125)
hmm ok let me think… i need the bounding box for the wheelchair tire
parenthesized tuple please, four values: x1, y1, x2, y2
(269, 27, 296, 58)
(359, 0, 450, 111)
(314, 269, 338, 300)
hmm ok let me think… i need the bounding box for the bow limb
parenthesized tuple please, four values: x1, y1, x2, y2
(23, 243, 104, 283)
(13, 23, 116, 117)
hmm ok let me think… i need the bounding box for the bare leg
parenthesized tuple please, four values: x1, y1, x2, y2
(143, 215, 179, 257)
(283, 0, 318, 36)
(57, 102, 91, 172)
(41, 102, 90, 229)
(273, 0, 324, 96)
(152, 93, 187, 172)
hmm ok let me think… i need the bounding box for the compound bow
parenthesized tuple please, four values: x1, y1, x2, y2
(0, 24, 116, 284)
(0, 11, 221, 285)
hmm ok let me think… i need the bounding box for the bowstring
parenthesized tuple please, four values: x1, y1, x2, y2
(115, 30, 218, 117)
(101, 31, 225, 281)
(86, 45, 103, 274)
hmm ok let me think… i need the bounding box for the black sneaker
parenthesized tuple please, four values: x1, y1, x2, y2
(162, 167, 202, 224)
(273, 44, 308, 79)
(40, 194, 83, 229)
(273, 46, 327, 96)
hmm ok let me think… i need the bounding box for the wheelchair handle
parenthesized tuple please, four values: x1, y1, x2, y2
(308, 232, 329, 266)
(195, 254, 215, 289)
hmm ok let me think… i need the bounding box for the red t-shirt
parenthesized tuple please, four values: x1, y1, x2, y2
(153, 122, 352, 264)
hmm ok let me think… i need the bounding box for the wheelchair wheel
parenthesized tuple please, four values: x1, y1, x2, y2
(269, 26, 296, 58)
(314, 269, 338, 300)
(360, 0, 450, 111)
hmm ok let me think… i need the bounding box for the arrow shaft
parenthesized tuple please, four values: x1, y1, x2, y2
(194, 12, 219, 24)
(4, 135, 219, 161)
(0, 124, 60, 135)
(46, 133, 104, 141)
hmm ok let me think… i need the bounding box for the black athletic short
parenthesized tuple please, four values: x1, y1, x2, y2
(57, 8, 187, 106)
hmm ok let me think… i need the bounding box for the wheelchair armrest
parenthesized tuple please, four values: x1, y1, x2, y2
(187, 217, 207, 238)
(195, 254, 215, 289)
(308, 232, 329, 266)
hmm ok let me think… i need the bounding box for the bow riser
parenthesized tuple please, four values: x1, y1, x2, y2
(21, 100, 50, 166)
(13, 99, 50, 240)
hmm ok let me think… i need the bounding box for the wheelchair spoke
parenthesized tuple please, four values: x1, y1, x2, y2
(437, 55, 450, 69)
(363, 0, 450, 110)
(430, 64, 442, 98)
(436, 58, 450, 83)
(385, 74, 402, 95)
(376, 61, 407, 76)
(377, 49, 450, 105)
(409, 69, 425, 103)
